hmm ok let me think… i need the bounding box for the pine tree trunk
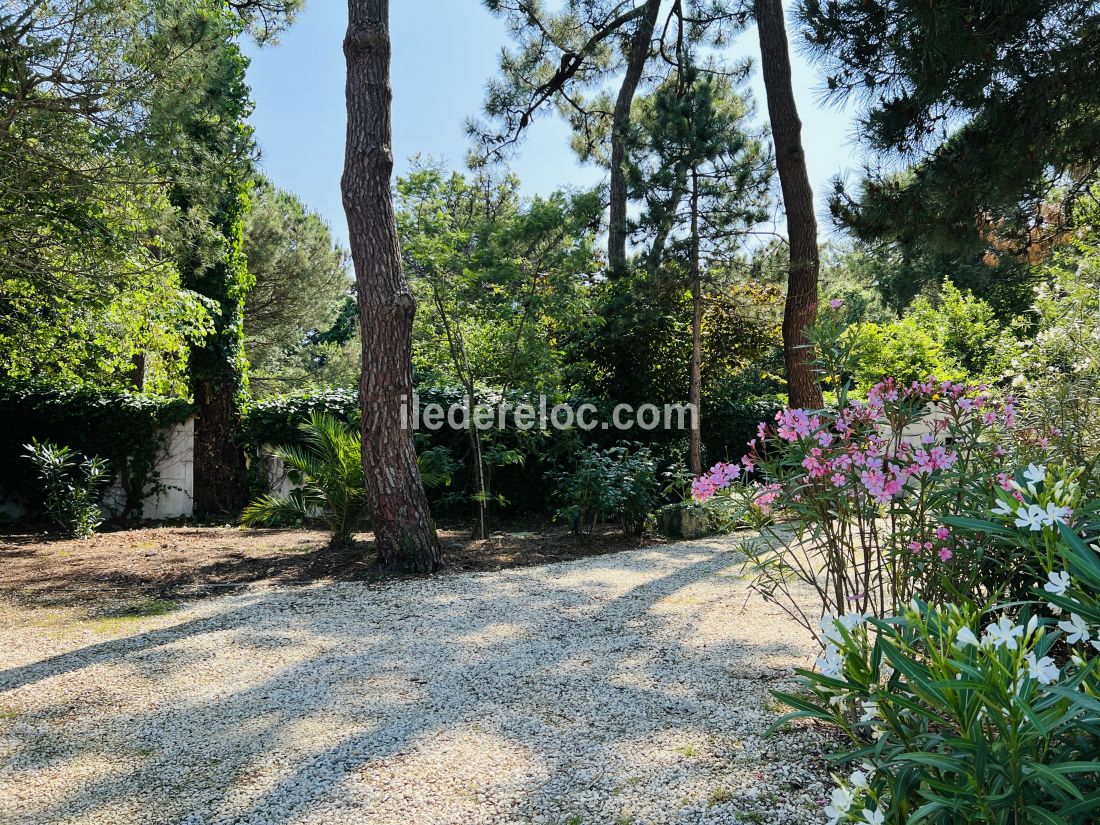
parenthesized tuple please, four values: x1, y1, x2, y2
(192, 372, 246, 515)
(754, 0, 823, 409)
(343, 0, 441, 572)
(689, 167, 703, 476)
(607, 0, 661, 277)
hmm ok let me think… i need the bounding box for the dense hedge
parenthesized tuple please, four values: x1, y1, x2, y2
(242, 386, 785, 518)
(0, 382, 194, 518)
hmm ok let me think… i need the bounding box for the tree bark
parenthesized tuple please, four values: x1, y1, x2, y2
(343, 0, 441, 572)
(192, 373, 247, 515)
(689, 166, 703, 476)
(607, 0, 662, 278)
(754, 0, 823, 409)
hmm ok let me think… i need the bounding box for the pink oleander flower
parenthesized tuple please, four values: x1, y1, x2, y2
(830, 472, 845, 487)
(935, 526, 950, 541)
(829, 298, 843, 310)
(938, 548, 953, 562)
(907, 540, 922, 554)
(776, 408, 812, 441)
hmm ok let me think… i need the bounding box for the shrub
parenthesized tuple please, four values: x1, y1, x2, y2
(846, 318, 965, 391)
(781, 600, 1100, 824)
(0, 381, 192, 518)
(1008, 259, 1100, 474)
(241, 412, 368, 547)
(552, 443, 659, 536)
(774, 477, 1100, 824)
(241, 412, 454, 547)
(24, 439, 110, 537)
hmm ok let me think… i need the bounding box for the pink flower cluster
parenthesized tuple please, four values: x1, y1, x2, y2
(907, 526, 954, 561)
(691, 461, 741, 502)
(694, 377, 1020, 514)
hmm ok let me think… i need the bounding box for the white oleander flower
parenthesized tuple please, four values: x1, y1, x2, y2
(1015, 504, 1046, 532)
(825, 786, 854, 825)
(984, 615, 1025, 650)
(817, 644, 844, 678)
(1024, 463, 1046, 485)
(1024, 652, 1059, 686)
(992, 498, 1014, 516)
(1044, 570, 1071, 597)
(1058, 613, 1092, 646)
(861, 807, 886, 825)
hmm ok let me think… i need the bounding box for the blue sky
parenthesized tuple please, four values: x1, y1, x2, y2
(243, 1, 860, 248)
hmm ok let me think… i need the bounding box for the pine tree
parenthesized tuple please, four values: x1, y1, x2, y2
(800, 0, 1100, 256)
(626, 66, 772, 472)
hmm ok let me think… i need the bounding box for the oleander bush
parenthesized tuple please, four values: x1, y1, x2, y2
(23, 439, 111, 537)
(689, 302, 1100, 821)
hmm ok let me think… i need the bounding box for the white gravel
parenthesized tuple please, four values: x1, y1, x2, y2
(0, 537, 832, 824)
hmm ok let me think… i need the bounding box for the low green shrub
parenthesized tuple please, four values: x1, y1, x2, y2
(552, 443, 659, 537)
(24, 439, 110, 537)
(241, 412, 367, 547)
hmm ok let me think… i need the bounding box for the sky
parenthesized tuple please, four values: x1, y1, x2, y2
(243, 1, 861, 249)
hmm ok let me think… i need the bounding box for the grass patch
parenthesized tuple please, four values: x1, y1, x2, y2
(89, 599, 178, 634)
(707, 787, 734, 806)
(677, 743, 700, 758)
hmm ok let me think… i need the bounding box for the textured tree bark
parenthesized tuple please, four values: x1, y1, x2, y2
(192, 374, 246, 515)
(607, 0, 661, 277)
(754, 0, 823, 409)
(689, 166, 703, 476)
(343, 0, 441, 572)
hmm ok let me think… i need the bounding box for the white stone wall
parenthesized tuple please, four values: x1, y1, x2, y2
(142, 417, 195, 519)
(96, 417, 196, 520)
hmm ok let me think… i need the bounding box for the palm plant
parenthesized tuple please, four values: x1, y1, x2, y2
(241, 413, 452, 548)
(241, 413, 366, 547)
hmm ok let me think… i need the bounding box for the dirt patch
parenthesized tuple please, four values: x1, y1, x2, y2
(0, 522, 665, 620)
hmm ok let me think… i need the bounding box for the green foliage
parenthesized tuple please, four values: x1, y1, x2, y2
(241, 411, 454, 547)
(908, 281, 1018, 381)
(23, 439, 111, 537)
(0, 381, 193, 518)
(843, 280, 1014, 390)
(398, 163, 601, 392)
(240, 388, 360, 452)
(846, 318, 964, 391)
(241, 413, 367, 547)
(782, 601, 1100, 824)
(801, 0, 1100, 260)
(1008, 216, 1100, 470)
(552, 444, 659, 537)
(243, 177, 356, 397)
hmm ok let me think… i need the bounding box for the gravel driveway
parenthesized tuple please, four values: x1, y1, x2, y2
(0, 537, 830, 825)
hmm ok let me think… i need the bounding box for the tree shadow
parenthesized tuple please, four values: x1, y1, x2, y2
(0, 540, 829, 824)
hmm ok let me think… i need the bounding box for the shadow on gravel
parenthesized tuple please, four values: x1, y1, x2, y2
(1, 542, 823, 825)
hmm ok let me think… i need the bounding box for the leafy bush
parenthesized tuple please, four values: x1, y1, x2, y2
(907, 280, 1018, 381)
(774, 473, 1100, 824)
(241, 413, 367, 547)
(241, 412, 454, 547)
(0, 381, 192, 518)
(782, 599, 1100, 824)
(846, 317, 965, 391)
(24, 439, 110, 537)
(553, 444, 659, 536)
(1008, 256, 1100, 473)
